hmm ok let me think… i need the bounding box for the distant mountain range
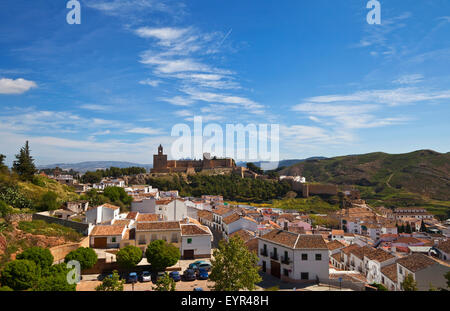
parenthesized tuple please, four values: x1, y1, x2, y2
(237, 157, 327, 171)
(38, 161, 153, 173)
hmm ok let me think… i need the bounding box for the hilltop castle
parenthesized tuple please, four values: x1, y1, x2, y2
(150, 145, 239, 174)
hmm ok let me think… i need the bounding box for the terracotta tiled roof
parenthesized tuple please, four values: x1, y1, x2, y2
(260, 230, 328, 249)
(332, 230, 345, 235)
(349, 245, 377, 260)
(126, 212, 138, 220)
(136, 221, 181, 231)
(213, 207, 232, 216)
(295, 235, 328, 249)
(394, 237, 422, 244)
(365, 249, 396, 263)
(156, 199, 174, 205)
(197, 210, 213, 221)
(341, 244, 361, 255)
(181, 224, 210, 236)
(230, 229, 254, 242)
(436, 239, 450, 253)
(245, 238, 259, 253)
(101, 203, 120, 210)
(381, 263, 398, 283)
(90, 225, 125, 237)
(327, 240, 346, 251)
(331, 252, 342, 261)
(222, 213, 241, 225)
(112, 219, 131, 226)
(397, 253, 437, 272)
(260, 230, 299, 248)
(137, 214, 160, 222)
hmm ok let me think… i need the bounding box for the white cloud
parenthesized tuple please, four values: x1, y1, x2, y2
(159, 96, 194, 106)
(0, 78, 37, 95)
(393, 74, 424, 85)
(80, 104, 109, 111)
(126, 127, 162, 135)
(135, 27, 190, 42)
(303, 87, 450, 106)
(139, 79, 162, 87)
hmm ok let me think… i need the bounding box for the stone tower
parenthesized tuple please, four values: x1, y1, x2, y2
(153, 144, 168, 170)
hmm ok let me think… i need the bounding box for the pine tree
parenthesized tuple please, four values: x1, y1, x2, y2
(0, 154, 7, 173)
(12, 141, 36, 181)
(420, 220, 427, 232)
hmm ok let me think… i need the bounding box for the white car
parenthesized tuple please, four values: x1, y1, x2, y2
(141, 271, 152, 282)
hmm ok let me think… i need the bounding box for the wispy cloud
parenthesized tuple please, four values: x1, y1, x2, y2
(0, 78, 37, 95)
(393, 74, 424, 85)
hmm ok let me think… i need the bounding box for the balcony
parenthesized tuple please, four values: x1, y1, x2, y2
(281, 256, 291, 265)
(260, 249, 268, 257)
(270, 252, 279, 261)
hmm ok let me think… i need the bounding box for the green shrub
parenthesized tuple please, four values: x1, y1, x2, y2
(0, 259, 39, 290)
(64, 247, 98, 270)
(16, 247, 54, 270)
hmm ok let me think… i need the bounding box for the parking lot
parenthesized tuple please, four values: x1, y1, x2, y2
(76, 258, 215, 292)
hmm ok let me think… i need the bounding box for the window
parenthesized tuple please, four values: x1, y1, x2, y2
(162, 235, 167, 241)
(315, 254, 322, 261)
(187, 238, 192, 244)
(262, 261, 266, 272)
(111, 237, 116, 243)
(301, 254, 308, 261)
(283, 269, 289, 277)
(151, 234, 157, 241)
(139, 235, 146, 245)
(171, 233, 178, 243)
(301, 273, 309, 280)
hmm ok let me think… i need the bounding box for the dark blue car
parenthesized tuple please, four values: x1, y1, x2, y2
(169, 271, 181, 282)
(196, 268, 209, 280)
(126, 272, 138, 284)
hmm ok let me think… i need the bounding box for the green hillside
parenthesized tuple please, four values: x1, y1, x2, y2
(279, 150, 450, 219)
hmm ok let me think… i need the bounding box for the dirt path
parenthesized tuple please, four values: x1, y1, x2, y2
(386, 173, 395, 189)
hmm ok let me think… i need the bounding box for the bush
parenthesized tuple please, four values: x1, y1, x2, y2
(16, 247, 54, 270)
(18, 220, 82, 242)
(34, 264, 76, 292)
(64, 247, 98, 270)
(37, 191, 59, 212)
(0, 286, 13, 291)
(0, 200, 12, 218)
(116, 245, 143, 269)
(145, 240, 180, 272)
(0, 259, 39, 290)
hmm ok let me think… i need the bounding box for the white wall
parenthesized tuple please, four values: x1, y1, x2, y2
(131, 198, 156, 214)
(181, 235, 212, 257)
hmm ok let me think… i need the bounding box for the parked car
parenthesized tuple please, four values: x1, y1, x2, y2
(152, 271, 167, 283)
(126, 272, 138, 284)
(182, 269, 196, 281)
(193, 287, 204, 291)
(196, 268, 209, 280)
(169, 271, 182, 282)
(140, 271, 152, 283)
(189, 261, 211, 272)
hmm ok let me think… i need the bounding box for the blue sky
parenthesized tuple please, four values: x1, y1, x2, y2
(0, 0, 449, 165)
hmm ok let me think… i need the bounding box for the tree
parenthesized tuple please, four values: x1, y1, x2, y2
(37, 191, 59, 212)
(0, 154, 7, 173)
(420, 220, 427, 232)
(145, 240, 180, 272)
(246, 163, 263, 175)
(153, 273, 176, 291)
(0, 259, 39, 290)
(104, 186, 132, 206)
(64, 247, 98, 270)
(116, 245, 143, 269)
(16, 247, 54, 270)
(35, 264, 76, 291)
(402, 274, 418, 291)
(12, 141, 36, 181)
(0, 200, 12, 218)
(209, 236, 262, 291)
(95, 270, 124, 291)
(405, 223, 412, 234)
(370, 283, 388, 291)
(445, 271, 450, 288)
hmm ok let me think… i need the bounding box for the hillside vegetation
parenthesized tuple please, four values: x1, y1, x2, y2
(279, 150, 450, 219)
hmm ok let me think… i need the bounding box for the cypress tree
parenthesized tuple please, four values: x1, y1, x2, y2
(12, 141, 36, 181)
